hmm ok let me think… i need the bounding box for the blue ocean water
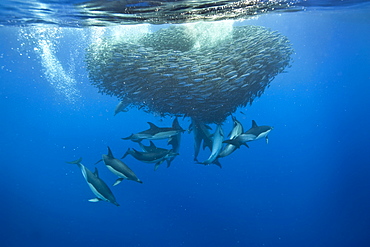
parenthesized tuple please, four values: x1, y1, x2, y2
(1, 2, 370, 247)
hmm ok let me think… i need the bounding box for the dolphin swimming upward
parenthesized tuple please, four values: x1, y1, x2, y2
(167, 133, 181, 167)
(96, 147, 143, 186)
(189, 118, 213, 162)
(66, 158, 119, 206)
(218, 116, 244, 158)
(223, 120, 273, 148)
(122, 117, 184, 142)
(197, 124, 224, 168)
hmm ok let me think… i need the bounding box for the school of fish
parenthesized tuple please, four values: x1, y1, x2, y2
(85, 25, 293, 123)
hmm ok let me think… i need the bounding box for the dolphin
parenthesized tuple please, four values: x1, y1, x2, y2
(122, 117, 184, 142)
(223, 120, 273, 148)
(114, 101, 129, 116)
(197, 124, 224, 168)
(66, 158, 119, 206)
(218, 116, 244, 158)
(166, 133, 181, 167)
(189, 118, 213, 162)
(122, 147, 179, 171)
(97, 147, 143, 186)
(139, 140, 179, 168)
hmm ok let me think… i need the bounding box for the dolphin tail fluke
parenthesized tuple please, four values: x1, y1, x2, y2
(66, 157, 83, 165)
(113, 178, 124, 186)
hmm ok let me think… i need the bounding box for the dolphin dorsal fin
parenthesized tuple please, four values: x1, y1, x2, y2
(107, 146, 114, 158)
(149, 141, 156, 149)
(94, 167, 99, 178)
(147, 122, 160, 130)
(172, 117, 181, 130)
(252, 120, 258, 128)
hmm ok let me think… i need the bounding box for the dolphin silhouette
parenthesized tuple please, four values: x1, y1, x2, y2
(189, 118, 213, 162)
(66, 158, 119, 206)
(223, 120, 273, 148)
(122, 117, 184, 142)
(97, 147, 143, 186)
(197, 124, 224, 168)
(114, 101, 129, 116)
(218, 116, 244, 158)
(122, 146, 178, 171)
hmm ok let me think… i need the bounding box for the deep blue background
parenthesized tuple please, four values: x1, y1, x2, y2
(1, 6, 370, 247)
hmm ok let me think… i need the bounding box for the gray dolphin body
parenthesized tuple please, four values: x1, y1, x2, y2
(223, 120, 273, 148)
(139, 139, 180, 168)
(122, 117, 184, 142)
(189, 118, 213, 162)
(218, 116, 244, 158)
(167, 133, 181, 167)
(114, 101, 129, 116)
(100, 147, 142, 186)
(122, 145, 178, 171)
(66, 158, 119, 206)
(198, 124, 224, 168)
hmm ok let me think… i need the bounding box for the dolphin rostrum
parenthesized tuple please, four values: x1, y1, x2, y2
(66, 158, 119, 206)
(122, 117, 184, 142)
(97, 147, 143, 186)
(218, 116, 244, 158)
(122, 145, 179, 171)
(197, 124, 224, 168)
(223, 120, 273, 148)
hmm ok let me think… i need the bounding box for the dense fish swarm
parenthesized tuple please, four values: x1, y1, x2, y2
(86, 25, 293, 123)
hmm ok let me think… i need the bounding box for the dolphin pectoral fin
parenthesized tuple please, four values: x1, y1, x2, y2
(113, 178, 124, 186)
(89, 198, 101, 202)
(154, 162, 162, 171)
(94, 159, 103, 165)
(266, 136, 269, 144)
(213, 159, 222, 169)
(243, 143, 250, 148)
